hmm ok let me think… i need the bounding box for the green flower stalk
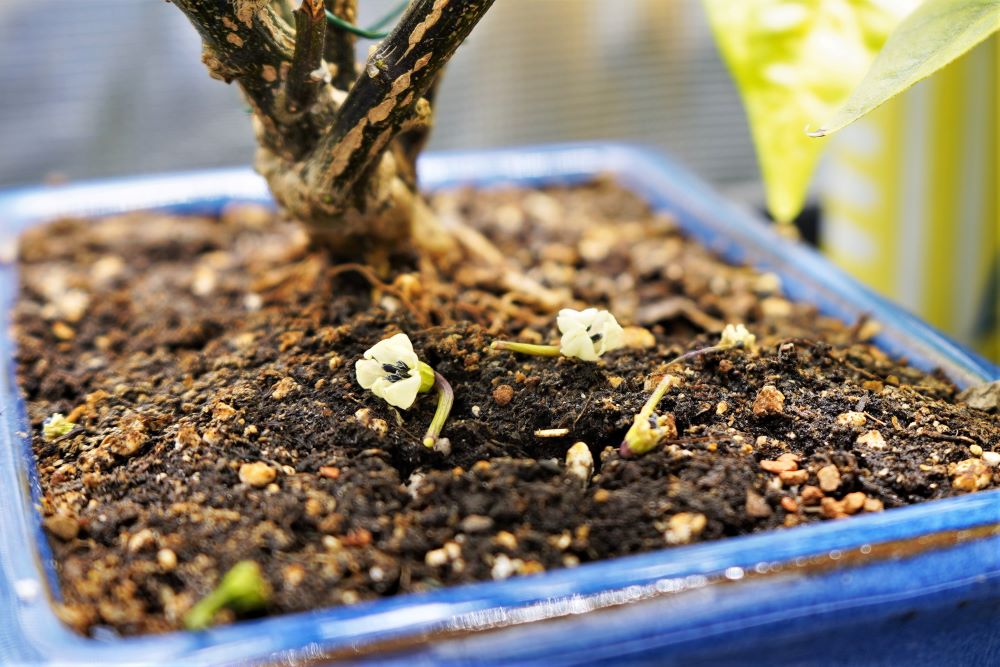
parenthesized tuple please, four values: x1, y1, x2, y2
(184, 560, 271, 630)
(490, 341, 562, 357)
(621, 324, 759, 458)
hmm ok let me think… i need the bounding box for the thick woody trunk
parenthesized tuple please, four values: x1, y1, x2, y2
(171, 0, 494, 258)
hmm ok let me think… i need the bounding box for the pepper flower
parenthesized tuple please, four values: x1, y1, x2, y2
(355, 333, 453, 449)
(355, 333, 431, 409)
(492, 307, 625, 362)
(557, 308, 625, 361)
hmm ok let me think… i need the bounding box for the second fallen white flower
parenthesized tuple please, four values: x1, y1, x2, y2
(557, 308, 625, 361)
(718, 323, 758, 353)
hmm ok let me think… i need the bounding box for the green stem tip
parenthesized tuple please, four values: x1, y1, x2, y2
(491, 340, 562, 357)
(620, 344, 726, 458)
(184, 560, 271, 631)
(422, 371, 454, 449)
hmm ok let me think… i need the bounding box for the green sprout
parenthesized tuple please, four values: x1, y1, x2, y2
(184, 560, 271, 631)
(621, 324, 758, 458)
(42, 413, 75, 442)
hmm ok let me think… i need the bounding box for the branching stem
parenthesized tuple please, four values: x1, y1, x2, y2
(287, 0, 327, 114)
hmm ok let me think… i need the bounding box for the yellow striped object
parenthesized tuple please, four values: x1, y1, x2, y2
(821, 36, 998, 362)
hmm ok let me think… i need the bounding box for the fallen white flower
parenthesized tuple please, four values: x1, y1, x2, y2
(355, 333, 424, 409)
(718, 323, 757, 353)
(557, 308, 625, 361)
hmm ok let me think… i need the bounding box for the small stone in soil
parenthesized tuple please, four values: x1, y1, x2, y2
(745, 491, 772, 518)
(459, 515, 495, 533)
(664, 512, 707, 544)
(856, 430, 887, 449)
(239, 462, 277, 487)
(157, 549, 178, 571)
(817, 465, 841, 492)
(950, 458, 992, 492)
(779, 469, 808, 485)
(753, 385, 785, 417)
(492, 384, 514, 406)
(271, 377, 298, 400)
(836, 411, 867, 428)
(565, 442, 594, 484)
(43, 514, 80, 541)
(761, 459, 797, 474)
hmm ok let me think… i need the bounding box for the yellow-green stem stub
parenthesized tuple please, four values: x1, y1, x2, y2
(422, 370, 454, 449)
(417, 361, 436, 393)
(184, 561, 271, 630)
(491, 341, 562, 357)
(621, 374, 682, 457)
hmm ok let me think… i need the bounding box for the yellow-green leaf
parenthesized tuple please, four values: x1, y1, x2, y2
(704, 0, 916, 223)
(812, 0, 1000, 137)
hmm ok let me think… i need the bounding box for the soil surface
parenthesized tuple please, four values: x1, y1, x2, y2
(13, 180, 1000, 636)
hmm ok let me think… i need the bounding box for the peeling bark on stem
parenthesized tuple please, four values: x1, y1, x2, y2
(308, 0, 495, 202)
(173, 0, 494, 258)
(286, 0, 326, 115)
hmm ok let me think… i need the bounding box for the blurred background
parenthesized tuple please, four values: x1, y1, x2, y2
(0, 0, 995, 360)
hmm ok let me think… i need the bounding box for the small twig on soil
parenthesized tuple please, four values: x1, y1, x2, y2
(918, 431, 981, 446)
(856, 476, 905, 508)
(635, 296, 724, 332)
(535, 428, 571, 438)
(571, 396, 593, 429)
(328, 263, 429, 327)
(825, 351, 880, 380)
(862, 412, 888, 427)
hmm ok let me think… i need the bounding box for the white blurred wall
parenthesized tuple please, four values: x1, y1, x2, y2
(0, 0, 758, 192)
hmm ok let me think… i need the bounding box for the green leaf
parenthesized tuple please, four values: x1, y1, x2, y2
(811, 0, 1000, 137)
(704, 0, 916, 223)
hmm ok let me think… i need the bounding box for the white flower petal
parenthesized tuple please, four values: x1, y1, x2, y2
(355, 358, 384, 389)
(365, 332, 419, 370)
(357, 333, 424, 408)
(594, 312, 625, 355)
(379, 373, 422, 409)
(558, 308, 624, 360)
(719, 323, 757, 352)
(560, 328, 599, 361)
(557, 308, 599, 335)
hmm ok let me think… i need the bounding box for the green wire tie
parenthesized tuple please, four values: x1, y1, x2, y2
(325, 0, 409, 39)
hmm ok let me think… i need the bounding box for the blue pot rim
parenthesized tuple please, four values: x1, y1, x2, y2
(0, 143, 997, 665)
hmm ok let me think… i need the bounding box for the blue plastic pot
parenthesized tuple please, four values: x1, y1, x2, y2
(1, 144, 998, 666)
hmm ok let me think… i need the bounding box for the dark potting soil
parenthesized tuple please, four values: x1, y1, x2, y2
(13, 180, 1000, 635)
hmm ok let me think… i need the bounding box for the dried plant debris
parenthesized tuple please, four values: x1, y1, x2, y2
(13, 180, 998, 635)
